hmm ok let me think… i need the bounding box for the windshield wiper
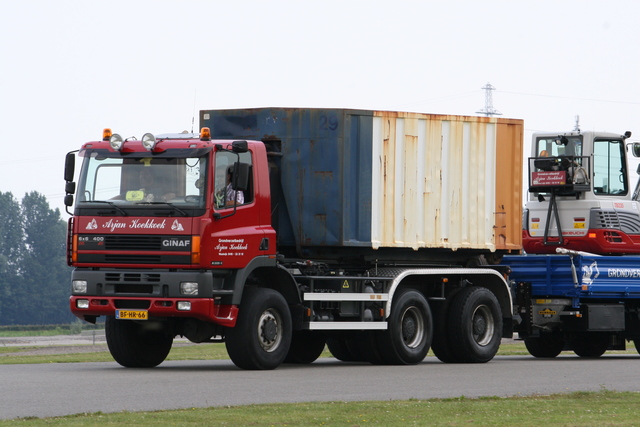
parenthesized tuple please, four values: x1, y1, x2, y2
(86, 200, 128, 216)
(136, 202, 189, 216)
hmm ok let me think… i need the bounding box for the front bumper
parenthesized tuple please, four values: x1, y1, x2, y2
(69, 296, 238, 326)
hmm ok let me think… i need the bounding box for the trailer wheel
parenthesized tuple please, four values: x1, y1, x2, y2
(284, 331, 326, 364)
(105, 316, 173, 368)
(448, 287, 502, 363)
(225, 287, 292, 370)
(376, 289, 432, 364)
(524, 331, 564, 358)
(573, 333, 609, 358)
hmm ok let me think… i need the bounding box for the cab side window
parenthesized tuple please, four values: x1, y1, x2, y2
(214, 151, 253, 209)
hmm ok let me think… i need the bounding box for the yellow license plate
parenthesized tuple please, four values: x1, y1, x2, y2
(116, 309, 148, 320)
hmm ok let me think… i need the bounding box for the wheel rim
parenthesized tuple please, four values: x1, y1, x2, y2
(257, 308, 283, 352)
(401, 306, 425, 349)
(471, 304, 495, 346)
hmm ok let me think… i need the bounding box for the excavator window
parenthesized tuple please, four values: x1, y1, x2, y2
(593, 139, 627, 196)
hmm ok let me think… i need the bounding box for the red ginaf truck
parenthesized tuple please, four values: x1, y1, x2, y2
(65, 108, 523, 369)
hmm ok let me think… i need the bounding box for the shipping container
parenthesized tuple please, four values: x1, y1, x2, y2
(201, 108, 523, 260)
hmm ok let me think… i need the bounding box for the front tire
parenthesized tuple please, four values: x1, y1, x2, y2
(447, 287, 502, 363)
(225, 287, 292, 370)
(376, 289, 432, 364)
(105, 316, 173, 368)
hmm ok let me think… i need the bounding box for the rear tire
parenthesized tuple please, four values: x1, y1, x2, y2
(375, 289, 432, 364)
(284, 331, 326, 364)
(431, 296, 462, 363)
(225, 287, 292, 370)
(447, 287, 502, 363)
(524, 331, 565, 358)
(105, 316, 173, 368)
(327, 336, 358, 362)
(573, 333, 609, 358)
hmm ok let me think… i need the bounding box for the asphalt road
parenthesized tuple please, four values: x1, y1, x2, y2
(2, 354, 640, 420)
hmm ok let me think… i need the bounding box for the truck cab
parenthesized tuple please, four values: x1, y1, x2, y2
(523, 130, 640, 254)
(66, 129, 275, 327)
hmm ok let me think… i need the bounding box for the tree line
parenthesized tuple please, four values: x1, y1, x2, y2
(0, 191, 74, 325)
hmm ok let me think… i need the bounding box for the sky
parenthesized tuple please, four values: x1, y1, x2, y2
(2, 0, 640, 216)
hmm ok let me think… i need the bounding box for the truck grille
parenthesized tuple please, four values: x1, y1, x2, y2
(105, 273, 162, 283)
(76, 234, 192, 265)
(105, 235, 162, 250)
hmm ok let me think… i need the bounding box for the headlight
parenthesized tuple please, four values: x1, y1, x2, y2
(177, 301, 192, 311)
(72, 280, 88, 294)
(180, 282, 198, 295)
(76, 299, 90, 309)
(141, 133, 157, 151)
(109, 133, 124, 150)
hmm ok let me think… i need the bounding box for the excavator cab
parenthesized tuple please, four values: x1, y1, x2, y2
(523, 130, 640, 254)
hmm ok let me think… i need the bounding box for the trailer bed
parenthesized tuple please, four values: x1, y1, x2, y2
(502, 254, 640, 302)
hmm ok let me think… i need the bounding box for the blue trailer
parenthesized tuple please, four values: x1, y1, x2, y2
(502, 250, 640, 357)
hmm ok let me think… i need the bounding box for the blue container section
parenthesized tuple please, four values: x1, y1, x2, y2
(200, 108, 375, 249)
(502, 254, 640, 306)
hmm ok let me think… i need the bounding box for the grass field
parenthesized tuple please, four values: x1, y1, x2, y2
(2, 390, 640, 426)
(0, 340, 538, 365)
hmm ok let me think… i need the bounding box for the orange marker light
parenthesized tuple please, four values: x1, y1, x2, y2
(72, 234, 78, 263)
(191, 235, 201, 264)
(200, 127, 211, 141)
(103, 128, 112, 141)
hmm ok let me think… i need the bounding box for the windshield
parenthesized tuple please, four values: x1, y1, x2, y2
(76, 151, 208, 209)
(535, 135, 583, 158)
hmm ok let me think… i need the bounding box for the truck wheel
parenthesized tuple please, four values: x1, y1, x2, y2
(327, 336, 359, 361)
(634, 340, 640, 354)
(524, 331, 564, 358)
(448, 287, 502, 363)
(573, 333, 609, 358)
(375, 289, 432, 364)
(105, 316, 173, 368)
(431, 298, 462, 363)
(225, 287, 292, 370)
(284, 331, 326, 364)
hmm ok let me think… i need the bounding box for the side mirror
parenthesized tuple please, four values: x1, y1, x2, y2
(64, 152, 76, 182)
(633, 142, 640, 158)
(64, 194, 74, 207)
(233, 162, 250, 192)
(232, 140, 249, 153)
